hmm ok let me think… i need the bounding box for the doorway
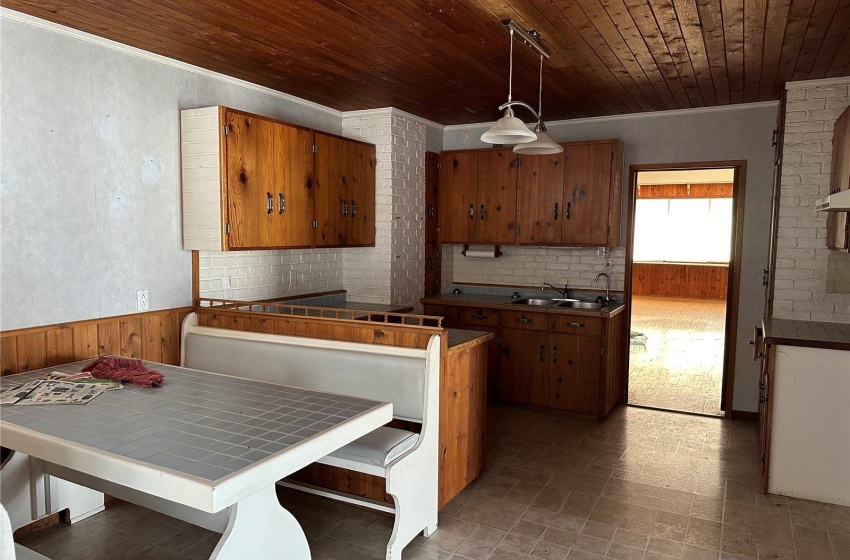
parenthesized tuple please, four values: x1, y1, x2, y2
(625, 164, 745, 418)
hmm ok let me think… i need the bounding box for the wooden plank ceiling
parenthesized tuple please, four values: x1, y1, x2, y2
(5, 0, 849, 124)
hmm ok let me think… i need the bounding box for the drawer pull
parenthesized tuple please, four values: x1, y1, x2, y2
(266, 192, 274, 214)
(278, 193, 285, 214)
(351, 200, 357, 218)
(517, 317, 533, 324)
(471, 313, 487, 320)
(469, 204, 474, 219)
(480, 203, 485, 221)
(567, 322, 585, 328)
(341, 199, 349, 217)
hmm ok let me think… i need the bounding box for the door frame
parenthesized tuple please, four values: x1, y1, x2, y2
(623, 160, 747, 419)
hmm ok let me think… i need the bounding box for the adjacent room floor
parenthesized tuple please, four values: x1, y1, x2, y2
(14, 404, 849, 560)
(628, 295, 728, 417)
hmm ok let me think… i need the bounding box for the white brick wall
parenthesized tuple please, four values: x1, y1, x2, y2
(181, 107, 223, 251)
(341, 110, 426, 309)
(198, 249, 344, 300)
(447, 245, 626, 292)
(774, 78, 850, 322)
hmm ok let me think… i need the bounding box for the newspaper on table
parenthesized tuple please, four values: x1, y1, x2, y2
(0, 378, 107, 406)
(39, 371, 123, 391)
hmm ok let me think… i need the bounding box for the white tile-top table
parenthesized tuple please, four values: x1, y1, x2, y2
(0, 360, 393, 559)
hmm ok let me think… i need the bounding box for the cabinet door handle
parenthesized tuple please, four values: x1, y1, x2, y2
(278, 193, 285, 214)
(471, 313, 487, 320)
(427, 204, 435, 217)
(428, 258, 435, 270)
(554, 202, 559, 220)
(341, 199, 348, 217)
(469, 204, 474, 219)
(517, 317, 533, 324)
(567, 322, 585, 328)
(266, 192, 273, 214)
(351, 200, 357, 218)
(539, 344, 544, 361)
(553, 346, 558, 363)
(480, 204, 485, 220)
(566, 202, 571, 220)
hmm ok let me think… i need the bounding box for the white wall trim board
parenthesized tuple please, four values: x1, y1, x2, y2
(443, 100, 781, 132)
(785, 76, 850, 90)
(0, 7, 343, 120)
(342, 107, 445, 130)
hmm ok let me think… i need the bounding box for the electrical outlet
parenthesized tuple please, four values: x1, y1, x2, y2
(137, 289, 149, 311)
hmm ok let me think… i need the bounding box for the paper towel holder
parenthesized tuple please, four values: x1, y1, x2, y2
(462, 244, 503, 258)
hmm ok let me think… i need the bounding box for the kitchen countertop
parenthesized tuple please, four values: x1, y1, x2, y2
(446, 328, 494, 350)
(763, 318, 850, 351)
(422, 293, 626, 318)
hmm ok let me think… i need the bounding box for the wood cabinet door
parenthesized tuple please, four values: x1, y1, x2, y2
(223, 109, 276, 249)
(561, 142, 614, 245)
(548, 333, 601, 414)
(439, 152, 478, 243)
(271, 122, 314, 248)
(314, 133, 347, 246)
(424, 242, 441, 297)
(516, 153, 565, 244)
(425, 152, 440, 243)
(476, 150, 518, 243)
(499, 328, 547, 405)
(346, 141, 376, 246)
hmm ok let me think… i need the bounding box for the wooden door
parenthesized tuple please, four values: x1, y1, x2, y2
(424, 242, 441, 296)
(223, 109, 276, 249)
(516, 153, 565, 244)
(476, 150, 518, 243)
(425, 152, 440, 243)
(314, 133, 347, 246)
(271, 123, 314, 248)
(561, 141, 614, 245)
(346, 141, 376, 246)
(548, 333, 601, 414)
(439, 151, 478, 243)
(499, 328, 547, 405)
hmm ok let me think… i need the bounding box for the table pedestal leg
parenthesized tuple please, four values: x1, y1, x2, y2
(211, 485, 310, 560)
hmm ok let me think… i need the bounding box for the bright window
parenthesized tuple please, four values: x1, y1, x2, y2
(633, 198, 733, 263)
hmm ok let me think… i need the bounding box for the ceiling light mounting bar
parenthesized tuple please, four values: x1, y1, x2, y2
(502, 20, 550, 59)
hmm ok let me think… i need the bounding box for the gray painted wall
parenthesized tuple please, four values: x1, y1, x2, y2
(0, 17, 341, 330)
(443, 104, 779, 412)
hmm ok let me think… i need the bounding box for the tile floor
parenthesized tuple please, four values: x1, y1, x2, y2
(628, 295, 728, 416)
(15, 405, 850, 560)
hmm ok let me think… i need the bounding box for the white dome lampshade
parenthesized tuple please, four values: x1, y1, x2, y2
(513, 120, 563, 155)
(480, 106, 537, 144)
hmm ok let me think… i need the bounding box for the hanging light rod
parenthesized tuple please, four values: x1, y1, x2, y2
(501, 20, 550, 59)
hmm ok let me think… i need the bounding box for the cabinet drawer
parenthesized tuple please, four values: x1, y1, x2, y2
(457, 306, 499, 327)
(423, 304, 459, 323)
(500, 311, 547, 331)
(548, 314, 603, 336)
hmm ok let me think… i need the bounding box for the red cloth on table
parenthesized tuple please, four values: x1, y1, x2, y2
(82, 356, 164, 388)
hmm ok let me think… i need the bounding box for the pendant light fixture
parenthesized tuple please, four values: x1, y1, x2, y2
(481, 20, 559, 149)
(513, 54, 563, 155)
(480, 27, 537, 145)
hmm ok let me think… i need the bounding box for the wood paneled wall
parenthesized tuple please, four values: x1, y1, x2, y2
(632, 263, 729, 299)
(0, 308, 193, 376)
(637, 183, 733, 199)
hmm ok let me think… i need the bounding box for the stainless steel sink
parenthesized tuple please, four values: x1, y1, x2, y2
(511, 298, 559, 306)
(558, 301, 607, 310)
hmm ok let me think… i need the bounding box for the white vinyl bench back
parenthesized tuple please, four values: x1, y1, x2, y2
(181, 322, 429, 423)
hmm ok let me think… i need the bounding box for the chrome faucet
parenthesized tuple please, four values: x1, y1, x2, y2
(594, 272, 615, 302)
(541, 280, 569, 299)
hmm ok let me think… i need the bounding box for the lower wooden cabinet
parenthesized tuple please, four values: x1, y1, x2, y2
(424, 301, 625, 418)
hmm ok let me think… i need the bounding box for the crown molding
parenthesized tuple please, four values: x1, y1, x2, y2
(0, 7, 343, 119)
(444, 100, 781, 132)
(342, 107, 444, 130)
(785, 76, 850, 90)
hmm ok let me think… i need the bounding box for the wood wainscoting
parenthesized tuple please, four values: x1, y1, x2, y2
(632, 262, 729, 299)
(0, 307, 193, 376)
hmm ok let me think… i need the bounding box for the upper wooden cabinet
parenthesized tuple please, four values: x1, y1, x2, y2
(314, 133, 376, 247)
(181, 106, 375, 251)
(438, 139, 622, 247)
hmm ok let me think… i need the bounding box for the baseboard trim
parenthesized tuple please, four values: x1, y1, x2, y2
(731, 410, 759, 422)
(12, 510, 66, 540)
